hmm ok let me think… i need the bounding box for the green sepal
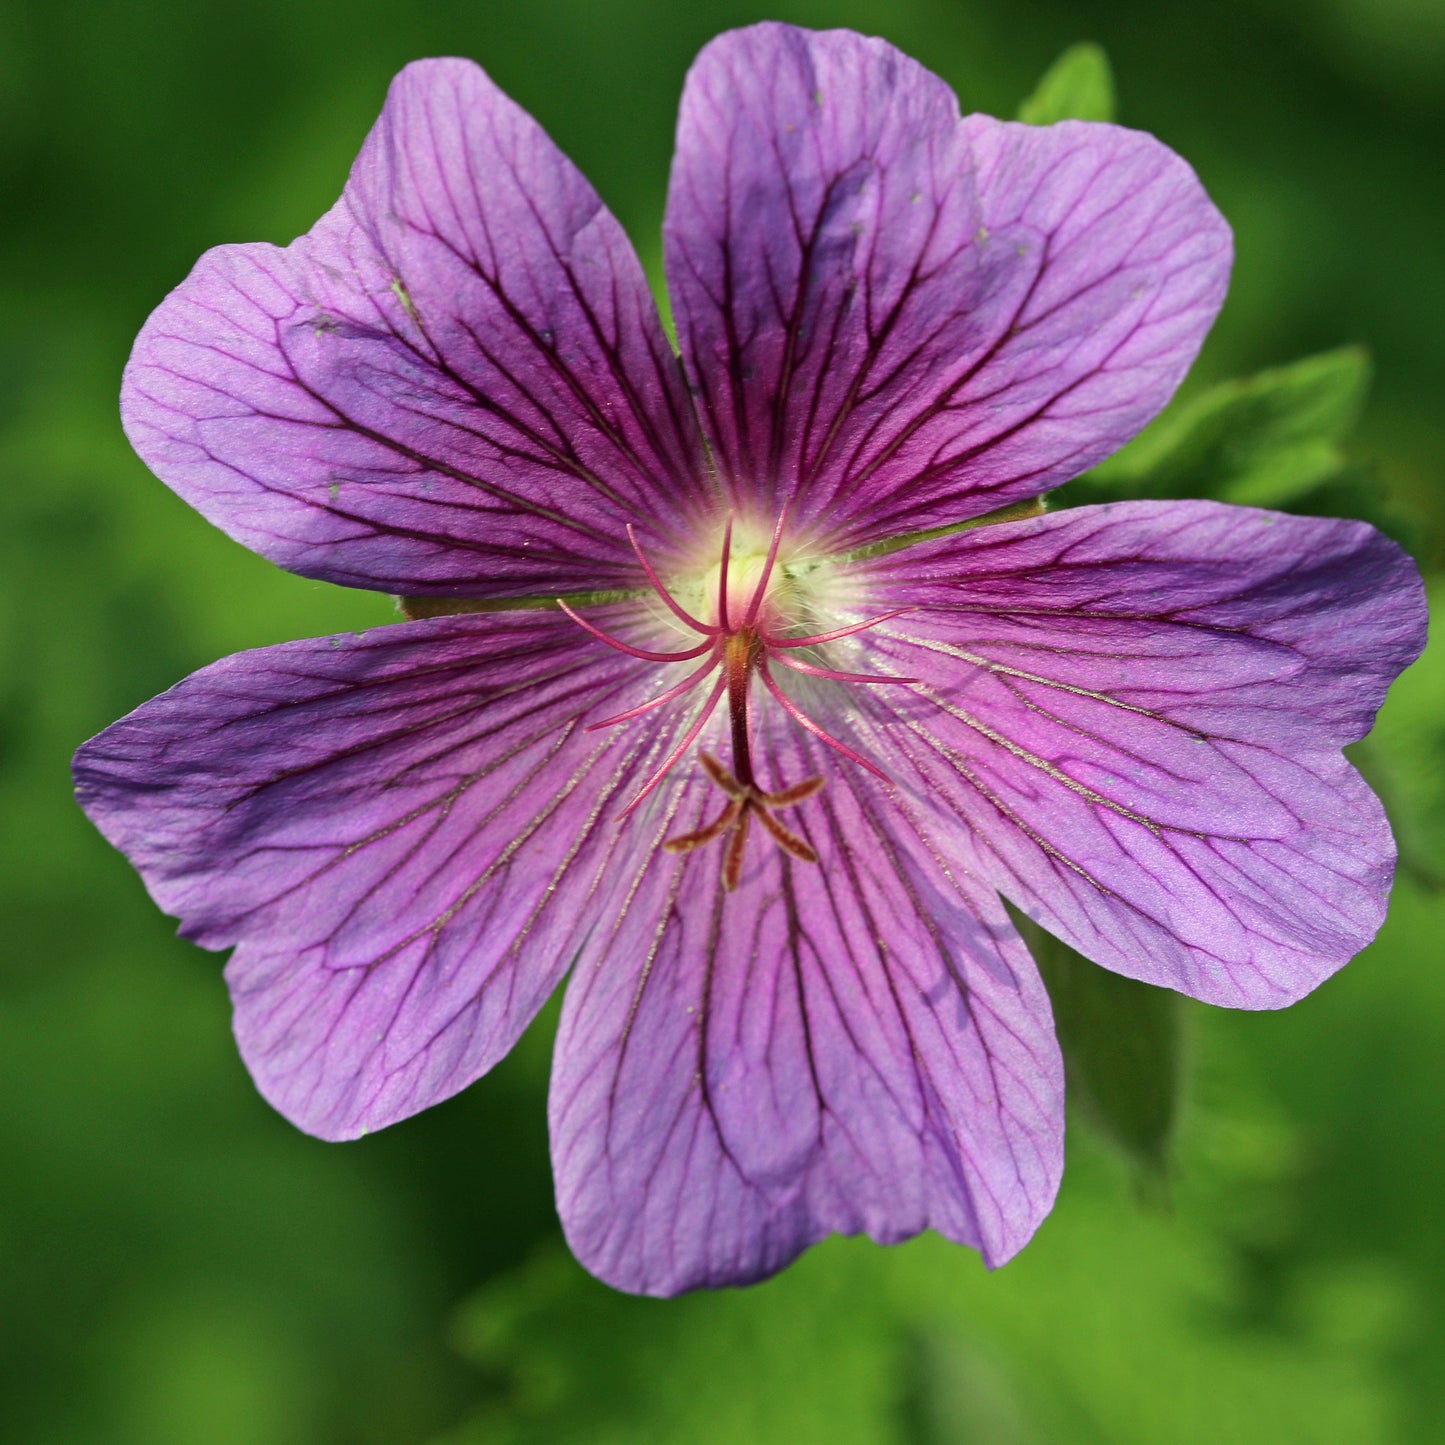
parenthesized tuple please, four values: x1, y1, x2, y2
(1010, 906, 1184, 1177)
(1017, 43, 1116, 125)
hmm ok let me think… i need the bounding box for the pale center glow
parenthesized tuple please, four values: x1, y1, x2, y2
(665, 520, 853, 640)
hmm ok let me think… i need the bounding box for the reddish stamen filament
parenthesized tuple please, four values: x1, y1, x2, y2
(558, 513, 912, 887)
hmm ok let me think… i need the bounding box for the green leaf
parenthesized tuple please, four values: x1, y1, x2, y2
(1076, 347, 1372, 507)
(1017, 43, 1116, 125)
(1010, 908, 1184, 1174)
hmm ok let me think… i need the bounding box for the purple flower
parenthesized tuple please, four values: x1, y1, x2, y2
(75, 23, 1425, 1296)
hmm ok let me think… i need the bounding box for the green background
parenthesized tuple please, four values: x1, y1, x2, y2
(3, 0, 1442, 1440)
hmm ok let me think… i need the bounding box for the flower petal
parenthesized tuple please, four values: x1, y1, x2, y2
(549, 713, 1063, 1296)
(123, 59, 706, 598)
(847, 500, 1427, 1007)
(664, 23, 1230, 541)
(73, 609, 711, 1138)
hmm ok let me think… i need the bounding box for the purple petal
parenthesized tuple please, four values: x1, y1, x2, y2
(549, 712, 1062, 1296)
(664, 23, 1230, 541)
(73, 609, 711, 1138)
(847, 500, 1427, 1007)
(123, 59, 706, 598)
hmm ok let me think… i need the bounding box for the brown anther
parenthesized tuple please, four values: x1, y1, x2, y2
(759, 775, 825, 809)
(698, 751, 748, 799)
(663, 753, 824, 889)
(661, 799, 742, 855)
(753, 806, 819, 863)
(722, 811, 752, 891)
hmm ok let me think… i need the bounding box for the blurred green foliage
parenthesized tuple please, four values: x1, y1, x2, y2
(1, 2, 1442, 1442)
(1016, 42, 1115, 124)
(1078, 348, 1373, 509)
(1018, 910, 1184, 1181)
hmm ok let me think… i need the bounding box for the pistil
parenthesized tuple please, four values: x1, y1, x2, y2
(724, 630, 758, 790)
(556, 509, 915, 886)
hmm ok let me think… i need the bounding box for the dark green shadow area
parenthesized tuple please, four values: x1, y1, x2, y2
(2, 1, 1441, 1440)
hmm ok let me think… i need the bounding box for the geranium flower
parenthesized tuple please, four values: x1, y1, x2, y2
(75, 23, 1425, 1296)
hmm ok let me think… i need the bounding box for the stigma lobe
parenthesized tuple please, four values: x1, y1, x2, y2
(662, 753, 824, 890)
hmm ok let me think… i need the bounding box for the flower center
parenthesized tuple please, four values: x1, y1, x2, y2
(557, 509, 913, 889)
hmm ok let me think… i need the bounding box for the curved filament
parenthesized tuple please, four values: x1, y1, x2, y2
(584, 657, 717, 731)
(627, 525, 717, 635)
(772, 653, 917, 686)
(743, 501, 791, 627)
(765, 607, 914, 649)
(555, 600, 712, 663)
(758, 659, 891, 784)
(716, 515, 734, 634)
(618, 673, 728, 818)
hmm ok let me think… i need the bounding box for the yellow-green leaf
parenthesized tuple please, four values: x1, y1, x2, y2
(1080, 347, 1371, 507)
(1017, 43, 1116, 125)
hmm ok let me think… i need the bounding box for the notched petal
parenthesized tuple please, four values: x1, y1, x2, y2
(848, 500, 1427, 1008)
(549, 712, 1063, 1295)
(123, 58, 705, 598)
(73, 609, 693, 1139)
(664, 22, 1230, 540)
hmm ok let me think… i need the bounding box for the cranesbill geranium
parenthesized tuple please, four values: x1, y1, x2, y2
(75, 23, 1425, 1295)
